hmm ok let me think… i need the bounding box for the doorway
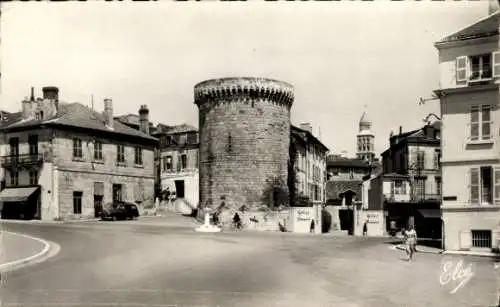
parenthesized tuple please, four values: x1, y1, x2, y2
(94, 195, 104, 218)
(175, 180, 185, 198)
(113, 184, 123, 203)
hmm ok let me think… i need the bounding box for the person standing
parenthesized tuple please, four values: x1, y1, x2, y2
(310, 219, 315, 234)
(363, 221, 368, 236)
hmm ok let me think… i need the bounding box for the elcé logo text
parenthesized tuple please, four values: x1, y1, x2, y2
(439, 259, 474, 294)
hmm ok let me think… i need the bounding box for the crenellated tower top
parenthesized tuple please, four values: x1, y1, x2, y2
(194, 77, 294, 109)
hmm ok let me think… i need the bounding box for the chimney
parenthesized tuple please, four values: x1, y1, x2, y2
(399, 126, 402, 135)
(300, 123, 313, 134)
(104, 98, 113, 129)
(42, 86, 59, 101)
(30, 87, 35, 101)
(489, 0, 500, 14)
(21, 97, 34, 120)
(138, 104, 150, 134)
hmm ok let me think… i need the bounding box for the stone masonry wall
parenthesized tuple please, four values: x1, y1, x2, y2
(195, 78, 294, 213)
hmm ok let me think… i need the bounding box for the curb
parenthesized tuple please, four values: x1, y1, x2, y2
(0, 231, 54, 272)
(442, 250, 498, 258)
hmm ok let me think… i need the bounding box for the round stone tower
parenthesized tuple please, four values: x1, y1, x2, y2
(194, 77, 294, 211)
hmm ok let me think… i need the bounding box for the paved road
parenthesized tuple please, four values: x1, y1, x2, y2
(0, 231, 47, 264)
(0, 220, 498, 307)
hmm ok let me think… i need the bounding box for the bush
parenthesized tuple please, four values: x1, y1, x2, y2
(261, 176, 289, 210)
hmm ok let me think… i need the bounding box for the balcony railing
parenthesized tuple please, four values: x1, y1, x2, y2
(411, 193, 441, 202)
(1, 154, 44, 169)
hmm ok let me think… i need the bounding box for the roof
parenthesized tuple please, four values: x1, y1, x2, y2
(2, 103, 157, 141)
(359, 111, 371, 125)
(436, 11, 499, 45)
(152, 123, 197, 135)
(382, 122, 440, 156)
(0, 110, 22, 128)
(291, 125, 329, 152)
(327, 156, 370, 168)
(326, 180, 362, 200)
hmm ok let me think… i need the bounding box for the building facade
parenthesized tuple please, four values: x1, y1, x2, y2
(380, 122, 442, 241)
(434, 9, 500, 251)
(291, 123, 329, 205)
(0, 87, 157, 220)
(153, 124, 199, 214)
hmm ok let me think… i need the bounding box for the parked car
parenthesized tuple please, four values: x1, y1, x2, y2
(101, 202, 140, 221)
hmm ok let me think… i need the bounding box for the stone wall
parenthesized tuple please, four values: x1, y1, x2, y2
(195, 77, 294, 211)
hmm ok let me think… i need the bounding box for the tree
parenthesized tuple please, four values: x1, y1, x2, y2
(261, 176, 289, 210)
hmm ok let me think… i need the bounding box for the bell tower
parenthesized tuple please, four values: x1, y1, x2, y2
(356, 107, 375, 162)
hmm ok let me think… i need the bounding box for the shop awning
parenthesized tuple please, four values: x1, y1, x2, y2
(0, 187, 38, 203)
(417, 209, 442, 219)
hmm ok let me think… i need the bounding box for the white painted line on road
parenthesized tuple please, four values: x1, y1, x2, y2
(0, 231, 52, 272)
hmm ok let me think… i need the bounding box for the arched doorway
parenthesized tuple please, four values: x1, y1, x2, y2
(339, 190, 356, 235)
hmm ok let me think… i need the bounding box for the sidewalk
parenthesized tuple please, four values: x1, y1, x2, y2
(0, 231, 50, 270)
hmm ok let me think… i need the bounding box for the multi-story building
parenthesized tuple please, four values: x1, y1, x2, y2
(380, 122, 442, 241)
(434, 7, 500, 251)
(0, 87, 157, 220)
(152, 124, 199, 214)
(291, 123, 329, 205)
(0, 110, 22, 192)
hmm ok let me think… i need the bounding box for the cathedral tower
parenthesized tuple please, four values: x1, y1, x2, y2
(356, 110, 375, 162)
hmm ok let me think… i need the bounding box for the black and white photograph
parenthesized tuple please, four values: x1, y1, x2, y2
(0, 1, 499, 306)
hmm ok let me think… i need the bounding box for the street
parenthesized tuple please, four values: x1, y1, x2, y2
(0, 220, 498, 307)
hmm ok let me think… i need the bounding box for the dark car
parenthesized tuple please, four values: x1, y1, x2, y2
(101, 202, 140, 221)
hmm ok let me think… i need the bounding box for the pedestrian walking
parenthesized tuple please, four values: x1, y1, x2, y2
(405, 226, 418, 261)
(310, 219, 315, 233)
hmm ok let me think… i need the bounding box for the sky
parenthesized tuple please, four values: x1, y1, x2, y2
(0, 2, 491, 157)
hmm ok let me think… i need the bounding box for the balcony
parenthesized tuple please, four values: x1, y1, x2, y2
(411, 193, 441, 202)
(1, 154, 44, 169)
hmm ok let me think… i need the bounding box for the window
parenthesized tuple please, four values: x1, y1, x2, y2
(470, 54, 492, 81)
(180, 154, 187, 170)
(433, 149, 441, 170)
(470, 166, 500, 205)
(163, 156, 172, 171)
(179, 134, 187, 145)
(471, 230, 492, 248)
(416, 151, 425, 170)
(10, 171, 18, 186)
(134, 147, 143, 165)
(435, 177, 442, 196)
(29, 170, 38, 185)
(457, 53, 500, 83)
(73, 138, 83, 158)
(28, 135, 38, 155)
(94, 141, 103, 160)
(414, 178, 426, 199)
(117, 145, 125, 163)
(73, 191, 83, 214)
(9, 137, 19, 157)
(470, 105, 491, 141)
(166, 136, 172, 145)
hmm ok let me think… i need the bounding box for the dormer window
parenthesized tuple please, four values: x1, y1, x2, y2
(457, 52, 500, 83)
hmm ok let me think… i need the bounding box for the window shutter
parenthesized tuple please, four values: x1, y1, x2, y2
(495, 167, 500, 205)
(470, 106, 480, 141)
(481, 105, 491, 140)
(493, 51, 500, 78)
(470, 167, 480, 205)
(456, 56, 468, 82)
